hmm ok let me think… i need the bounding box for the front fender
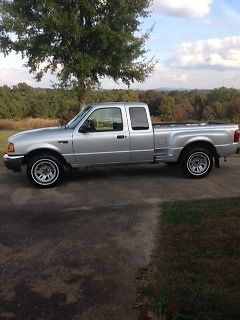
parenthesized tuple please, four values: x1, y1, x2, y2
(25, 143, 62, 155)
(23, 142, 76, 166)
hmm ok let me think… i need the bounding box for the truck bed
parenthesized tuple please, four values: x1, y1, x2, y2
(153, 121, 233, 128)
(153, 121, 239, 161)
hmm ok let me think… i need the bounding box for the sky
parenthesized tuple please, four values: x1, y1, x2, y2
(0, 0, 240, 90)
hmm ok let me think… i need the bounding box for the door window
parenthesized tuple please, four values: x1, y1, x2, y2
(129, 107, 149, 130)
(87, 108, 123, 132)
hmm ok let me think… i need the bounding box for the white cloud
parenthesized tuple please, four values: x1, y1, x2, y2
(0, 66, 55, 87)
(153, 0, 213, 19)
(100, 63, 188, 90)
(0, 53, 57, 87)
(0, 68, 35, 86)
(153, 62, 188, 82)
(174, 36, 240, 70)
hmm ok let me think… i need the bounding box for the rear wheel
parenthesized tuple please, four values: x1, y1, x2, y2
(26, 154, 63, 187)
(181, 148, 213, 178)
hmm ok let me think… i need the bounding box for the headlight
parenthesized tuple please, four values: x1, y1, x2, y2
(7, 143, 15, 153)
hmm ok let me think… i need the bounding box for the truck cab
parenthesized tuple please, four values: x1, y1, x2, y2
(71, 102, 154, 166)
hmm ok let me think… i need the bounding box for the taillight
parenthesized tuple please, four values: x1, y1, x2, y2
(234, 129, 240, 143)
(7, 143, 15, 153)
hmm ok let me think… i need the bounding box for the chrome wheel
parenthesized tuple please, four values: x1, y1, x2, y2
(187, 152, 210, 176)
(31, 159, 59, 186)
(181, 147, 213, 179)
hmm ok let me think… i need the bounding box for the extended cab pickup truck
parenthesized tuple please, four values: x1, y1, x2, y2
(3, 102, 240, 187)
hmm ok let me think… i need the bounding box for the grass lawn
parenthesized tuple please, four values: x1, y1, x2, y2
(139, 198, 240, 320)
(0, 130, 17, 167)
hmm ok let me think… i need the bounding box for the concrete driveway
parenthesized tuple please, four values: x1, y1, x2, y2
(0, 157, 239, 320)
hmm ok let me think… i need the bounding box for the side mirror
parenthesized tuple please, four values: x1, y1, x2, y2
(79, 120, 96, 133)
(79, 122, 89, 133)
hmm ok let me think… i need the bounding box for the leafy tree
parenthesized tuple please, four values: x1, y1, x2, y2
(175, 98, 194, 122)
(0, 0, 153, 107)
(140, 90, 162, 116)
(213, 101, 226, 119)
(207, 87, 238, 105)
(203, 105, 216, 121)
(157, 94, 176, 121)
(0, 83, 240, 124)
(192, 94, 207, 120)
(227, 98, 240, 123)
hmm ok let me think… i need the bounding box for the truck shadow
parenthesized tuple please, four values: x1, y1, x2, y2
(64, 163, 183, 183)
(3, 163, 184, 189)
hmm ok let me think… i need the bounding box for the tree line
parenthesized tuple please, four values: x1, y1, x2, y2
(0, 83, 240, 124)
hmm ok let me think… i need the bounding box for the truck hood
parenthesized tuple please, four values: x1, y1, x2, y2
(9, 126, 71, 143)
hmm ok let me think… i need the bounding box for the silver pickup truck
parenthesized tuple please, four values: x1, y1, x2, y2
(3, 102, 240, 187)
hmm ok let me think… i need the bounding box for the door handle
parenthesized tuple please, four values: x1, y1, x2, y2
(117, 135, 125, 139)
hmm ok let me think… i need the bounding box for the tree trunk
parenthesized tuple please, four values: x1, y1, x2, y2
(77, 77, 87, 111)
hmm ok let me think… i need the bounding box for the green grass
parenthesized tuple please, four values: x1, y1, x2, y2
(139, 198, 240, 320)
(0, 130, 17, 166)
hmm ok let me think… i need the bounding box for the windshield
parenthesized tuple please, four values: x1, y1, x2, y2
(66, 105, 92, 129)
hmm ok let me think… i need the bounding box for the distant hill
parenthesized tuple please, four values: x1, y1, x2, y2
(153, 87, 240, 94)
(153, 87, 211, 94)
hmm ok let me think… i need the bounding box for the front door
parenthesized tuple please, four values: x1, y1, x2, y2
(72, 106, 130, 166)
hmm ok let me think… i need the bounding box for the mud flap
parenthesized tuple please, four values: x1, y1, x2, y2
(214, 156, 220, 168)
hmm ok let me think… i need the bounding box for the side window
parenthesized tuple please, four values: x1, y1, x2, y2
(129, 107, 149, 130)
(87, 108, 123, 132)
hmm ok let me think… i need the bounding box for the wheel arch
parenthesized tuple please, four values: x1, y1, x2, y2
(23, 148, 71, 168)
(178, 141, 218, 162)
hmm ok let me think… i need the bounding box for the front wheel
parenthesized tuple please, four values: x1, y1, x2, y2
(181, 148, 213, 179)
(26, 154, 63, 187)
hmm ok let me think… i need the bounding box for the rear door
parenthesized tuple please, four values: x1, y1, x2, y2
(126, 105, 154, 162)
(72, 105, 131, 166)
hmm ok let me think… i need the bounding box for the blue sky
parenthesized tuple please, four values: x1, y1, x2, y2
(1, 0, 240, 89)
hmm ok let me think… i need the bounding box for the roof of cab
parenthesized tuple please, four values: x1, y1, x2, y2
(89, 102, 147, 108)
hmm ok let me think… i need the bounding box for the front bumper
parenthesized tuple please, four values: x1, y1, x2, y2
(3, 154, 24, 172)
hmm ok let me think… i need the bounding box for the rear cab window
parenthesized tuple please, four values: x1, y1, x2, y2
(129, 107, 149, 130)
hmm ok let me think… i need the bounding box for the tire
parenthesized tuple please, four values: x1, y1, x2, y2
(26, 154, 63, 187)
(181, 147, 213, 179)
